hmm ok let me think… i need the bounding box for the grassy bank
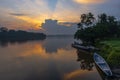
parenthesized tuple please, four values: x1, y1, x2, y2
(98, 40, 120, 66)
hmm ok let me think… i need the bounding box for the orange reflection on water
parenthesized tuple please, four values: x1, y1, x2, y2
(11, 43, 76, 62)
(64, 68, 100, 80)
(18, 44, 76, 61)
(50, 48, 76, 61)
(17, 43, 47, 58)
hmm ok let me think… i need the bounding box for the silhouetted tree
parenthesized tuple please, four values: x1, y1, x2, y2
(108, 16, 116, 23)
(78, 13, 95, 29)
(74, 13, 120, 44)
(0, 27, 8, 32)
(98, 13, 107, 24)
(0, 28, 46, 41)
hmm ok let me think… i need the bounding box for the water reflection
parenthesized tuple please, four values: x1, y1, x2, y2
(0, 37, 103, 80)
(75, 48, 120, 80)
(43, 37, 73, 53)
(76, 50, 94, 71)
(0, 38, 45, 48)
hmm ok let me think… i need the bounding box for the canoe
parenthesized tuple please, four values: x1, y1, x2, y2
(72, 43, 99, 51)
(93, 53, 113, 76)
(72, 44, 91, 51)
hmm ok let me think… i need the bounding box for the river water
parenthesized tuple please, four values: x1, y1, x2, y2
(0, 36, 103, 80)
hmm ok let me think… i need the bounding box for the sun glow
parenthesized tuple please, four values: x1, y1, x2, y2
(15, 16, 42, 29)
(74, 0, 106, 4)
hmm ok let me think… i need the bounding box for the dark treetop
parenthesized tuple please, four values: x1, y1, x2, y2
(0, 27, 46, 42)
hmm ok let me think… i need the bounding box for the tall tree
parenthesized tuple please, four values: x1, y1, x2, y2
(74, 13, 120, 44)
(98, 13, 107, 24)
(108, 16, 116, 23)
(78, 12, 95, 29)
(86, 12, 95, 26)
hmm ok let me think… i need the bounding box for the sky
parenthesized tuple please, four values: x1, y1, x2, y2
(0, 0, 120, 31)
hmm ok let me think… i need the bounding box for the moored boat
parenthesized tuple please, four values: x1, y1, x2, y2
(72, 42, 99, 51)
(93, 53, 113, 76)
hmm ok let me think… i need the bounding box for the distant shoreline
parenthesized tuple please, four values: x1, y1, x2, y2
(46, 35, 74, 37)
(0, 27, 46, 41)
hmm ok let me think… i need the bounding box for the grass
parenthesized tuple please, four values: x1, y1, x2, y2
(102, 40, 120, 47)
(99, 40, 120, 66)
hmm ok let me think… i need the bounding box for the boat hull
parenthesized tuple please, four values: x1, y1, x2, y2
(94, 53, 112, 76)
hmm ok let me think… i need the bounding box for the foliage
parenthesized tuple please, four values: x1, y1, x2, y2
(0, 27, 46, 41)
(74, 13, 120, 44)
(77, 12, 95, 29)
(107, 50, 120, 65)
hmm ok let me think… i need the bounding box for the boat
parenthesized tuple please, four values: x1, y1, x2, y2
(93, 53, 113, 76)
(72, 44, 91, 51)
(72, 42, 99, 51)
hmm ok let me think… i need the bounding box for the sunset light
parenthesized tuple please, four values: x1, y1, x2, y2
(0, 0, 120, 80)
(0, 0, 119, 31)
(74, 0, 106, 4)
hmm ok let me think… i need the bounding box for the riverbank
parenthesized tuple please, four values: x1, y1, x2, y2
(0, 29, 46, 41)
(97, 40, 120, 78)
(99, 40, 120, 65)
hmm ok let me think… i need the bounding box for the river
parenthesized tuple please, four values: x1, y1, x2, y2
(0, 36, 103, 80)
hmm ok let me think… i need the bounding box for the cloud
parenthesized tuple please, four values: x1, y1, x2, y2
(9, 13, 29, 16)
(59, 22, 77, 27)
(40, 19, 77, 35)
(51, 0, 81, 22)
(0, 0, 120, 31)
(14, 16, 41, 29)
(73, 0, 106, 4)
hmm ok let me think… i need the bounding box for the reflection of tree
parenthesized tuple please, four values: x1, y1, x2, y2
(76, 49, 120, 80)
(0, 39, 44, 47)
(76, 49, 94, 71)
(80, 60, 94, 71)
(0, 41, 8, 47)
(0, 27, 46, 47)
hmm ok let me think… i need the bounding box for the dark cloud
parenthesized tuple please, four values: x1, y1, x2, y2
(9, 13, 29, 16)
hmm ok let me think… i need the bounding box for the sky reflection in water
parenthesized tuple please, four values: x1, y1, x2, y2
(0, 37, 102, 80)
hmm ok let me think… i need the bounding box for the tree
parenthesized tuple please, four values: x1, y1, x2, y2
(74, 13, 120, 44)
(98, 13, 107, 24)
(86, 12, 95, 26)
(0, 27, 8, 32)
(78, 12, 95, 29)
(108, 16, 116, 23)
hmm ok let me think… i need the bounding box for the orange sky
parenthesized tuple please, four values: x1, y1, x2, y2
(0, 0, 120, 31)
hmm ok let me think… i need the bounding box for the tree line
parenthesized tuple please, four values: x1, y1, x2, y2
(74, 13, 120, 44)
(0, 27, 46, 41)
